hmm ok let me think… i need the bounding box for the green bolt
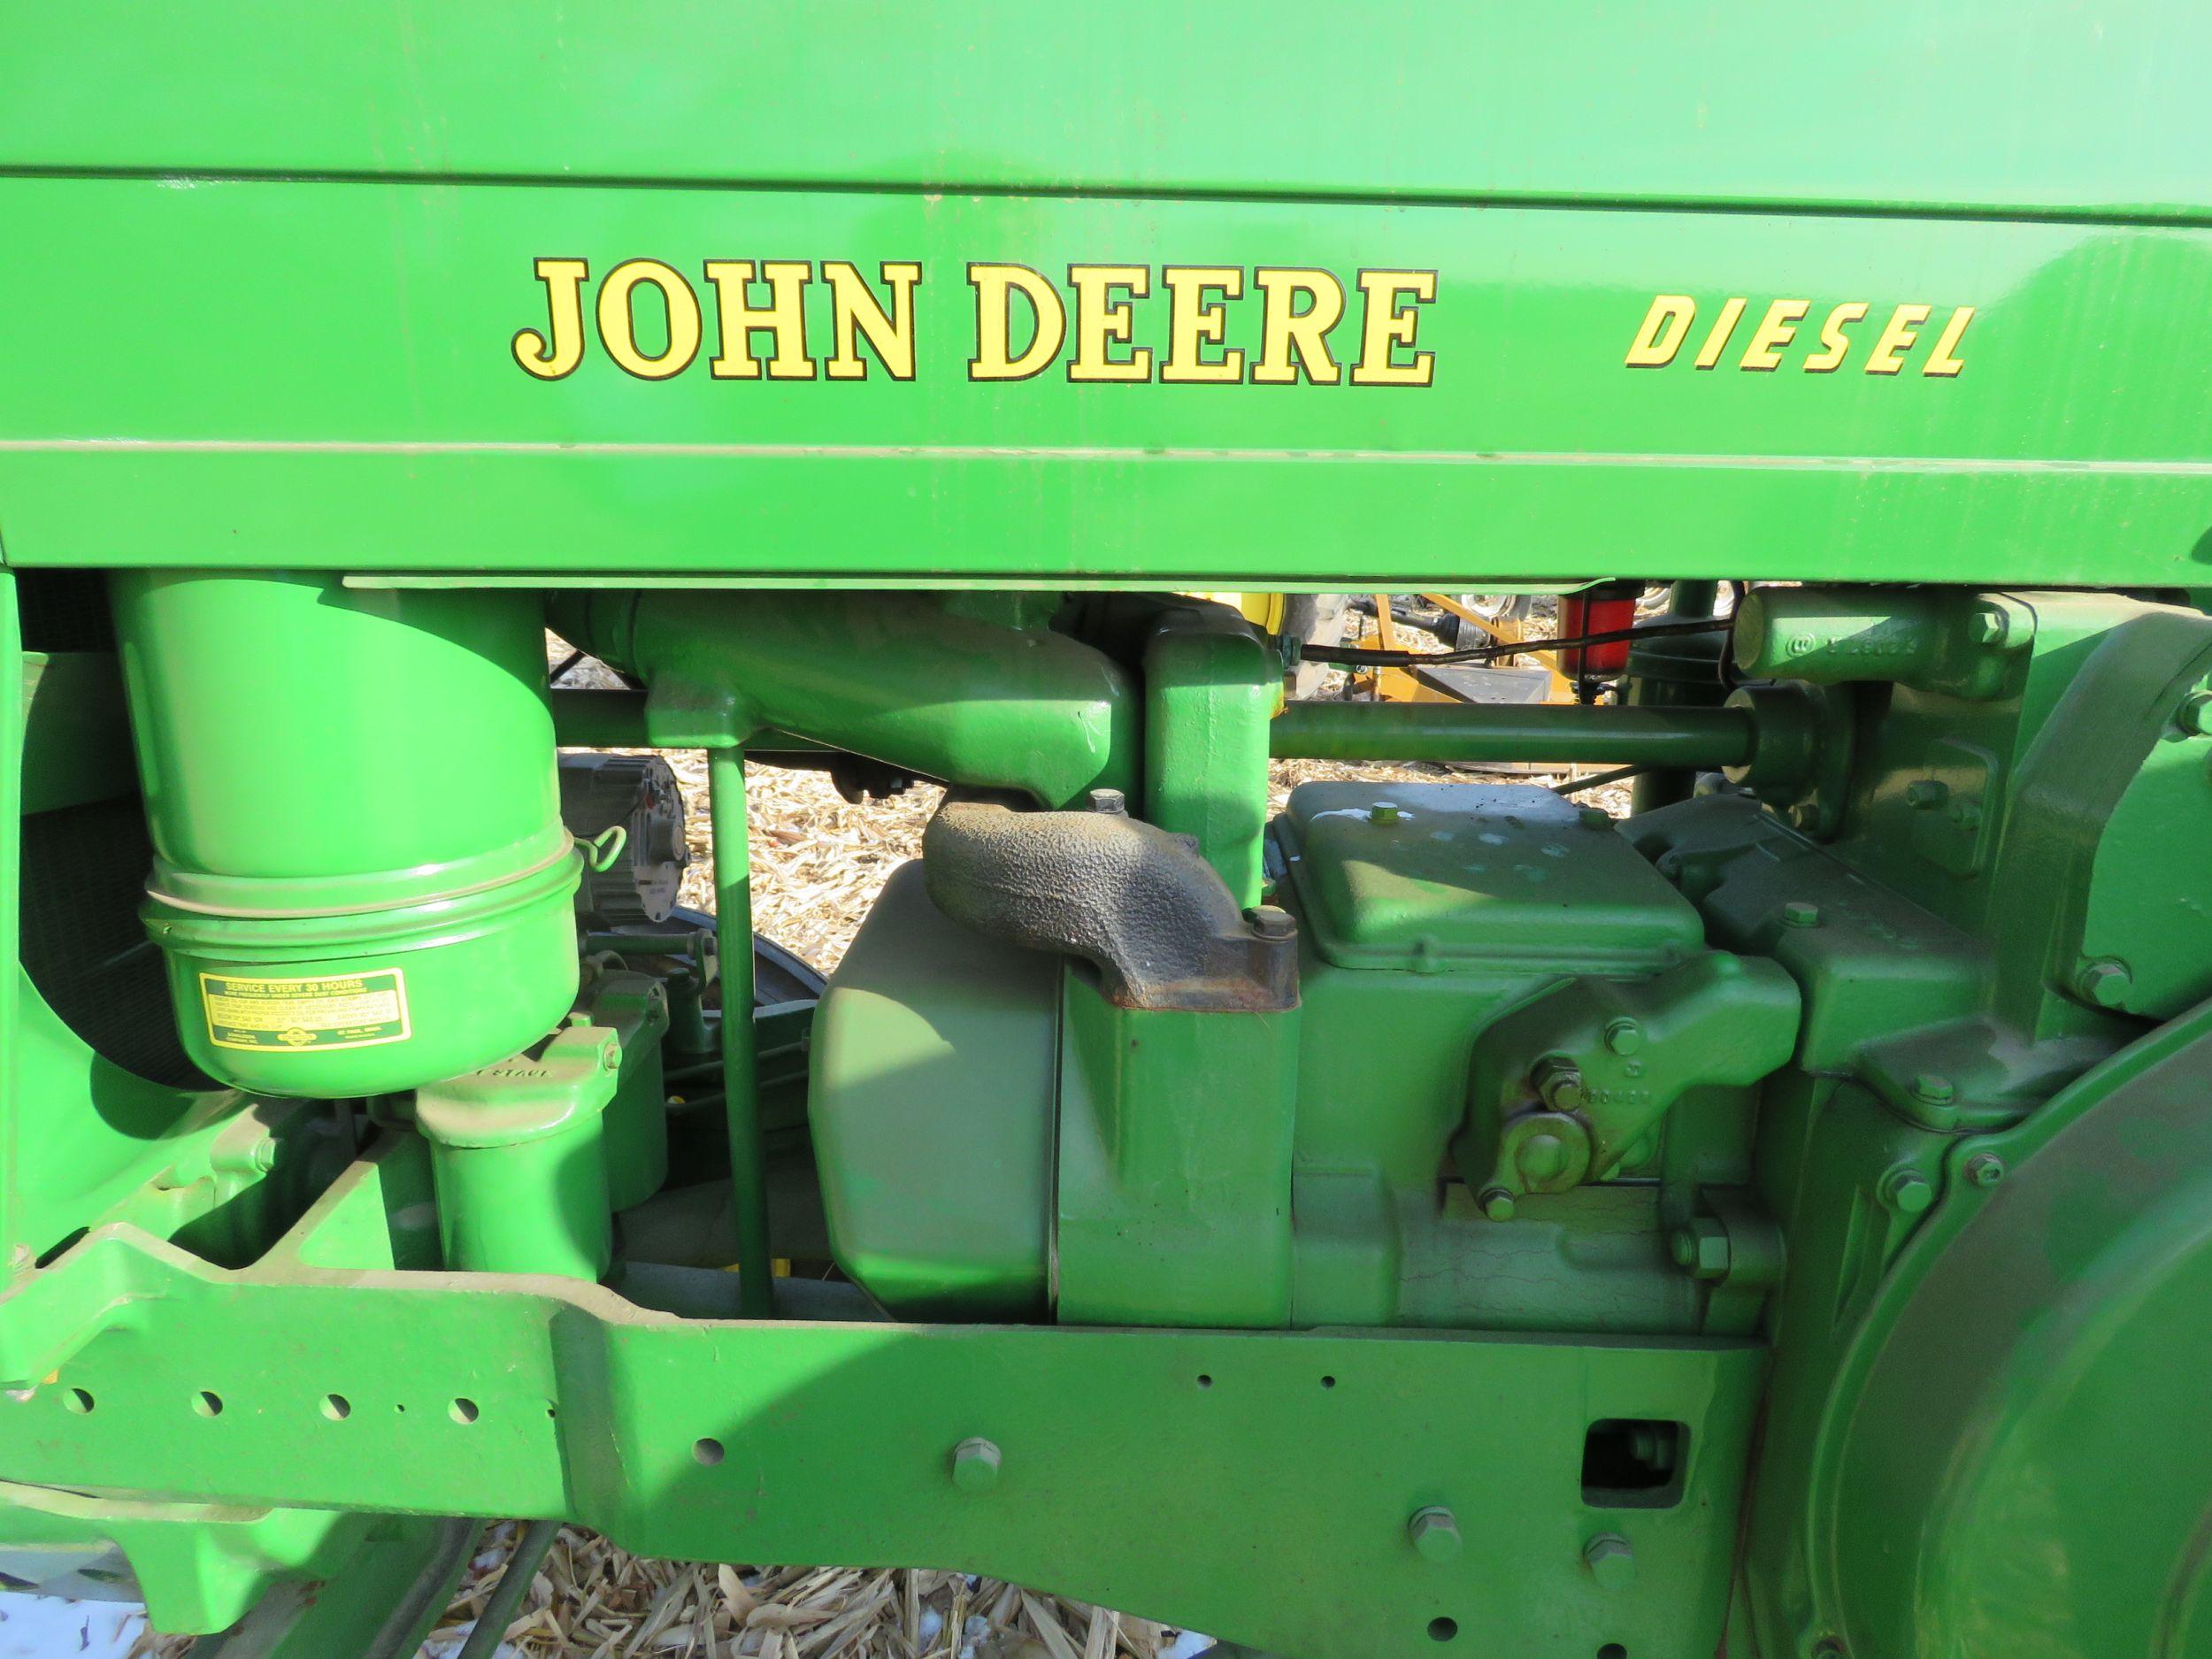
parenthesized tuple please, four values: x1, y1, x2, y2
(1965, 1152, 2006, 1187)
(1478, 1186, 1517, 1223)
(1369, 802, 1402, 825)
(1968, 604, 2009, 647)
(950, 1437, 1002, 1492)
(1603, 1018, 1644, 1056)
(1583, 1532, 1636, 1593)
(2076, 957, 2133, 1009)
(1408, 1507, 1462, 1563)
(1534, 1061, 1586, 1114)
(1911, 1072, 1956, 1107)
(1579, 805, 1612, 829)
(1879, 1167, 1934, 1215)
(2177, 692, 2212, 737)
(1781, 900, 1822, 929)
(1670, 1219, 1731, 1280)
(1904, 779, 1950, 811)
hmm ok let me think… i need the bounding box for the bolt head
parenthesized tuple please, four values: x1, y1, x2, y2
(1088, 788, 1128, 817)
(1965, 1152, 2006, 1187)
(1246, 905, 1296, 941)
(1670, 1220, 1731, 1280)
(1969, 605, 2009, 647)
(1781, 900, 1822, 929)
(2077, 957, 2133, 1009)
(1583, 1532, 1636, 1592)
(1578, 806, 1612, 830)
(1911, 1072, 1956, 1107)
(1603, 1018, 1644, 1056)
(1881, 1168, 1934, 1215)
(950, 1437, 1002, 1492)
(1534, 1062, 1586, 1114)
(1904, 779, 1949, 810)
(2179, 692, 2212, 737)
(1408, 1507, 1462, 1562)
(1478, 1186, 1517, 1223)
(1369, 802, 1402, 825)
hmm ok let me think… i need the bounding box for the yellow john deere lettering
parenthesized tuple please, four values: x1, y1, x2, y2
(511, 258, 1439, 386)
(1625, 293, 1974, 376)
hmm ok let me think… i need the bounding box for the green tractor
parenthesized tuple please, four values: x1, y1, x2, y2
(3, 4, 2211, 1655)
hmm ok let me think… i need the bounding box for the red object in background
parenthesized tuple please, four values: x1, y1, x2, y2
(1558, 582, 1642, 680)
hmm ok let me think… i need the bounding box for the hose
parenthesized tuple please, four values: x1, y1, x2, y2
(456, 1517, 562, 1659)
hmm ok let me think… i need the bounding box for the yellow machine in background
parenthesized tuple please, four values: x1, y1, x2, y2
(1208, 592, 1572, 703)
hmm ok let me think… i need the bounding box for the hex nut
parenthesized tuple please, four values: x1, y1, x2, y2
(1670, 1219, 1731, 1280)
(1911, 1073, 1956, 1107)
(1781, 900, 1822, 929)
(1478, 1186, 1518, 1223)
(1964, 1152, 2006, 1187)
(1534, 1061, 1586, 1114)
(2076, 957, 2133, 1010)
(950, 1437, 1002, 1492)
(1583, 1532, 1636, 1592)
(1603, 1018, 1645, 1056)
(1408, 1506, 1462, 1563)
(1879, 1167, 1934, 1215)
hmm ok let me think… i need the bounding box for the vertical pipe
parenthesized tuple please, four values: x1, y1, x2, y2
(709, 746, 773, 1317)
(1626, 580, 1730, 816)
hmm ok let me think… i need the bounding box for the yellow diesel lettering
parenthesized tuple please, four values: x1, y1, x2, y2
(704, 260, 816, 380)
(514, 257, 591, 380)
(1351, 271, 1436, 387)
(595, 259, 702, 381)
(1252, 269, 1344, 385)
(968, 263, 1067, 380)
(1739, 299, 1809, 372)
(1067, 265, 1153, 382)
(823, 261, 922, 381)
(1924, 305, 1973, 377)
(1693, 297, 1747, 370)
(1865, 303, 1932, 375)
(1624, 295, 1695, 367)
(1161, 266, 1246, 384)
(1804, 302, 1868, 373)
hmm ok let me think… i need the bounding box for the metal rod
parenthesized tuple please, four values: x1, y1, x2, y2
(456, 1517, 562, 1659)
(1268, 700, 1755, 768)
(1552, 764, 1646, 795)
(709, 745, 774, 1318)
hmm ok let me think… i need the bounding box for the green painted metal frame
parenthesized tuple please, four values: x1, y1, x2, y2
(0, 1202, 1761, 1659)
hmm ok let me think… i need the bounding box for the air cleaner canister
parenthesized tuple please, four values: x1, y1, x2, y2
(111, 572, 580, 1097)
